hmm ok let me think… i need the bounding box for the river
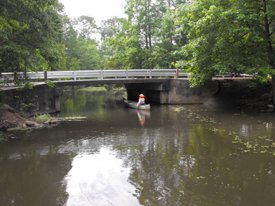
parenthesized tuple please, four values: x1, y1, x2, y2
(0, 86, 274, 206)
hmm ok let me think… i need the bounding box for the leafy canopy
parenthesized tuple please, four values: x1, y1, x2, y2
(175, 0, 275, 85)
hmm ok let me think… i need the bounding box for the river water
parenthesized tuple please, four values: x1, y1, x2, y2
(0, 87, 275, 206)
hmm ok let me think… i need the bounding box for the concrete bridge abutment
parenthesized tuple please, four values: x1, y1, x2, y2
(0, 85, 62, 114)
(125, 79, 219, 104)
(1, 78, 270, 114)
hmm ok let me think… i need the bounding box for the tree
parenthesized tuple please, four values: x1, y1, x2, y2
(100, 17, 125, 41)
(77, 38, 102, 70)
(175, 0, 275, 86)
(152, 4, 187, 68)
(108, 0, 188, 69)
(0, 0, 65, 73)
(63, 16, 102, 70)
(74, 16, 98, 39)
(101, 18, 143, 69)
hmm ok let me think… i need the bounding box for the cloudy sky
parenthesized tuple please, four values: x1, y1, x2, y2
(59, 0, 126, 23)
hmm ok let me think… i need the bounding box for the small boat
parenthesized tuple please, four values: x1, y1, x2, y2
(124, 99, 150, 110)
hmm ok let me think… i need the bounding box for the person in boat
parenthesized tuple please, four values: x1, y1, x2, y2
(137, 93, 145, 107)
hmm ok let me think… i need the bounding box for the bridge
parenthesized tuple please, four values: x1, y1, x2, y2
(0, 69, 252, 87)
(0, 69, 187, 85)
(0, 69, 255, 113)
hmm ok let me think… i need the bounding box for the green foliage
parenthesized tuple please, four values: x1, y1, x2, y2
(34, 114, 51, 123)
(77, 39, 102, 69)
(75, 16, 98, 39)
(0, 0, 65, 73)
(103, 22, 143, 69)
(1, 0, 274, 88)
(80, 87, 107, 92)
(175, 0, 275, 86)
(46, 80, 55, 88)
(63, 17, 102, 70)
(23, 82, 34, 90)
(101, 0, 187, 69)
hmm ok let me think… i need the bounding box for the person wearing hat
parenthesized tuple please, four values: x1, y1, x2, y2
(137, 93, 145, 107)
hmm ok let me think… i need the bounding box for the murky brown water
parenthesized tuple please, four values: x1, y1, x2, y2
(0, 88, 275, 206)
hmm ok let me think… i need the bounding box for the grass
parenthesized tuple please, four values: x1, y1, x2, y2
(54, 116, 87, 121)
(34, 114, 51, 123)
(79, 86, 126, 94)
(80, 87, 107, 92)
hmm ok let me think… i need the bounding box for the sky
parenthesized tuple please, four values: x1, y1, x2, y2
(59, 0, 126, 24)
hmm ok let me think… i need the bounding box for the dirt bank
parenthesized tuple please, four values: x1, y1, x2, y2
(0, 104, 43, 131)
(0, 104, 87, 132)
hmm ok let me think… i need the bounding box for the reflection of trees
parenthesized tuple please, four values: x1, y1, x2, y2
(0, 154, 72, 206)
(184, 125, 275, 206)
(115, 125, 275, 206)
(1, 102, 274, 206)
(63, 93, 87, 115)
(114, 127, 193, 206)
(60, 87, 125, 117)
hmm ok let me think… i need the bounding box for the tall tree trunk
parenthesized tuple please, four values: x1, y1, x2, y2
(148, 24, 152, 48)
(262, 0, 275, 69)
(145, 34, 149, 49)
(272, 77, 275, 107)
(262, 0, 275, 105)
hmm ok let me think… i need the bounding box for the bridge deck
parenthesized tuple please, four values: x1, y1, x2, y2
(0, 69, 187, 82)
(0, 69, 253, 91)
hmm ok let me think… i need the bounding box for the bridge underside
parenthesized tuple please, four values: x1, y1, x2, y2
(125, 79, 219, 104)
(53, 78, 171, 104)
(52, 78, 168, 87)
(1, 79, 221, 114)
(125, 82, 166, 103)
(54, 78, 218, 104)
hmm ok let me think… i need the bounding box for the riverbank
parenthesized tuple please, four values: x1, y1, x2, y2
(0, 86, 125, 132)
(0, 104, 43, 132)
(0, 81, 273, 132)
(0, 104, 88, 133)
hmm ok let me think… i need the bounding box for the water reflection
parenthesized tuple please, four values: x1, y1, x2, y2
(0, 89, 274, 206)
(136, 110, 150, 126)
(60, 86, 126, 118)
(0, 150, 71, 206)
(65, 147, 139, 206)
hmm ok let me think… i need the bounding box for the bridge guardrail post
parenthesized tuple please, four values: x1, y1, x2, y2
(100, 70, 103, 79)
(175, 69, 179, 79)
(73, 71, 76, 81)
(14, 71, 18, 83)
(44, 71, 47, 81)
(149, 69, 152, 79)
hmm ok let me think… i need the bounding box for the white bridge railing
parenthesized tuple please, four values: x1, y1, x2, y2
(0, 69, 188, 82)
